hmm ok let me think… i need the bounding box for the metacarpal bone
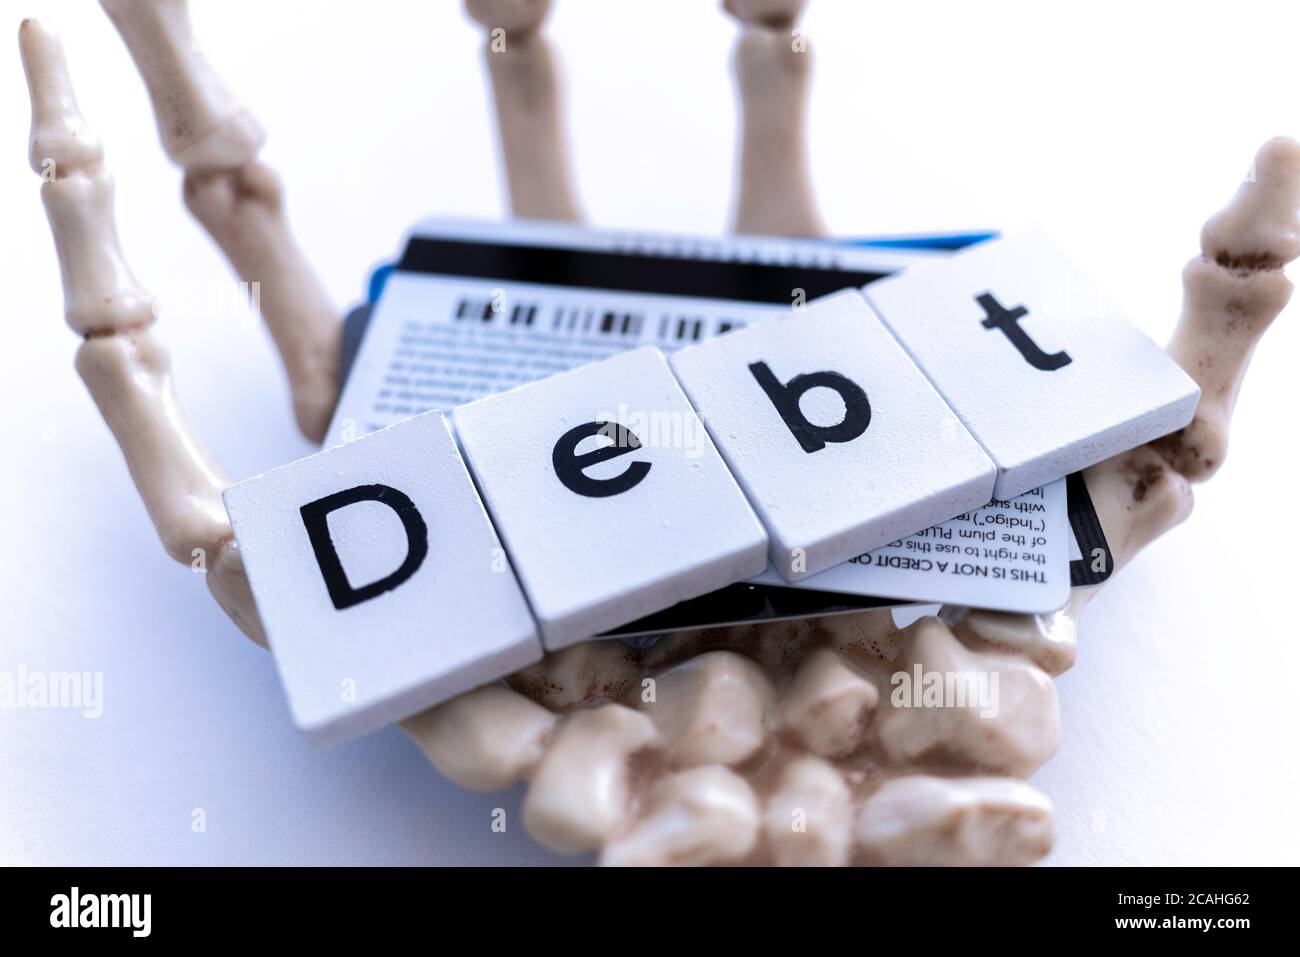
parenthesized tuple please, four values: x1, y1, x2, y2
(523, 705, 661, 855)
(642, 651, 774, 768)
(402, 686, 558, 791)
(599, 766, 759, 866)
(943, 607, 1077, 677)
(856, 775, 1053, 866)
(778, 648, 880, 759)
(877, 617, 1058, 777)
(763, 756, 853, 867)
(507, 640, 641, 711)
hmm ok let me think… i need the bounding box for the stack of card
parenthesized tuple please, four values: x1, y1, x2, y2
(223, 225, 1198, 742)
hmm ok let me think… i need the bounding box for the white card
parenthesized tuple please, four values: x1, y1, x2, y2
(452, 347, 769, 648)
(864, 229, 1199, 500)
(750, 478, 1070, 613)
(223, 410, 541, 743)
(669, 290, 996, 581)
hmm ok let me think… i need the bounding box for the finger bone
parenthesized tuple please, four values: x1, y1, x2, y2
(21, 20, 152, 336)
(76, 332, 231, 563)
(464, 0, 554, 36)
(1201, 136, 1300, 268)
(206, 539, 266, 647)
(731, 24, 823, 236)
(99, 0, 265, 171)
(19, 19, 102, 176)
(1080, 446, 1194, 574)
(723, 0, 808, 28)
(1156, 255, 1294, 480)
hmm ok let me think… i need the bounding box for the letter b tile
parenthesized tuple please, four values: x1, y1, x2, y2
(222, 410, 540, 744)
(453, 347, 769, 649)
(670, 290, 997, 581)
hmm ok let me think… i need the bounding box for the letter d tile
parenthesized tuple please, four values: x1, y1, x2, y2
(222, 410, 540, 744)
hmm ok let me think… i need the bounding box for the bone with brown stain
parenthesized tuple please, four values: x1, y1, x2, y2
(411, 134, 1298, 865)
(100, 0, 340, 443)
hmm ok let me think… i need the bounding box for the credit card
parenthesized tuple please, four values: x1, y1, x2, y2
(330, 218, 1078, 628)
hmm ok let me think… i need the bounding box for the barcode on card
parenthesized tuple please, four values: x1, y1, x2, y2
(453, 296, 540, 326)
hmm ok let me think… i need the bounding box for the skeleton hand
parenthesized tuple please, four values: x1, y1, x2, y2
(20, 0, 1298, 865)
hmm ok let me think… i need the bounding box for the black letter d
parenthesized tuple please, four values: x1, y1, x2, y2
(300, 484, 429, 610)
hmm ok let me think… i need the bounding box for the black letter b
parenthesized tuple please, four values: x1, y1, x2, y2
(749, 361, 872, 454)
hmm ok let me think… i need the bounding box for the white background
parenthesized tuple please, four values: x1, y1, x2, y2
(1, 0, 1297, 865)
